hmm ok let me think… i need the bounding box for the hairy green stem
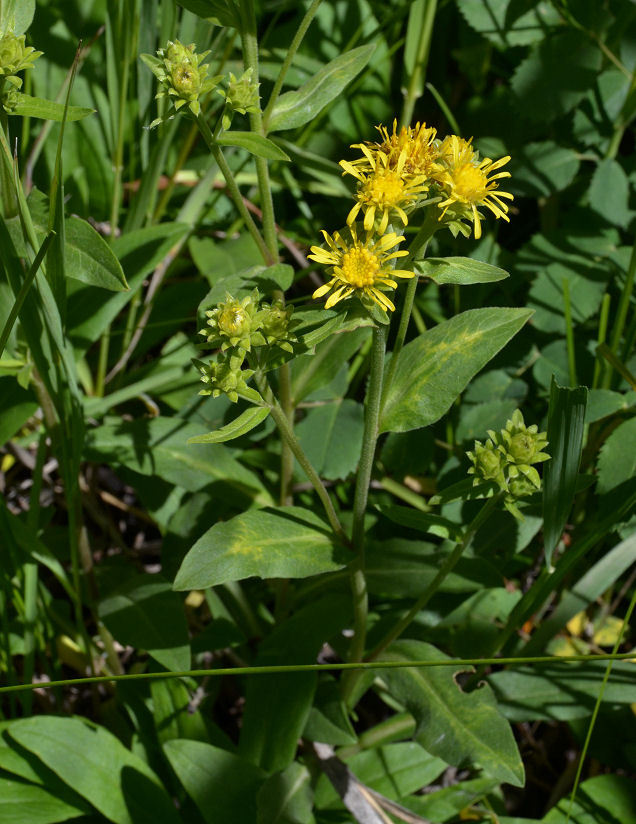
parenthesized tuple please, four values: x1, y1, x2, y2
(261, 380, 349, 546)
(341, 324, 387, 703)
(196, 113, 272, 263)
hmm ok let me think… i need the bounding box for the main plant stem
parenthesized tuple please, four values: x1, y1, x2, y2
(341, 324, 388, 703)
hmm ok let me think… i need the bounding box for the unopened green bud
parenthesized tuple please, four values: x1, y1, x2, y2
(0, 33, 42, 77)
(499, 409, 549, 467)
(200, 290, 262, 353)
(221, 68, 260, 115)
(258, 300, 296, 352)
(1, 85, 20, 113)
(194, 352, 254, 403)
(467, 438, 507, 490)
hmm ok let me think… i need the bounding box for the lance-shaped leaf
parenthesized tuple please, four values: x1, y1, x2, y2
(268, 45, 375, 132)
(173, 506, 349, 590)
(9, 94, 94, 122)
(381, 640, 524, 787)
(414, 257, 509, 286)
(187, 405, 270, 444)
(216, 131, 290, 161)
(381, 308, 533, 433)
(543, 377, 587, 568)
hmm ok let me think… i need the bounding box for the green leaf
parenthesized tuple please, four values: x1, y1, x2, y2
(585, 389, 636, 423)
(400, 776, 500, 822)
(292, 327, 370, 403)
(543, 378, 587, 568)
(7, 716, 180, 824)
(9, 93, 94, 122)
(239, 595, 351, 772)
(173, 506, 348, 590)
(164, 739, 266, 824)
(456, 0, 560, 48)
(175, 0, 239, 27)
(199, 262, 294, 309)
(596, 415, 636, 495)
(150, 679, 212, 745)
(511, 142, 580, 197)
(84, 416, 270, 502)
(525, 531, 636, 654)
(98, 573, 190, 672)
(0, 0, 35, 34)
(268, 45, 376, 132)
(511, 31, 602, 121)
(380, 308, 533, 433)
(257, 763, 314, 824)
(376, 505, 463, 541)
(6, 212, 128, 292)
(528, 263, 606, 335)
(0, 777, 87, 824)
(0, 377, 37, 445)
(543, 774, 636, 823)
(489, 661, 636, 722)
(216, 131, 290, 161)
(414, 257, 509, 286)
(366, 538, 500, 597)
(187, 405, 270, 444)
(381, 640, 524, 787)
(589, 158, 631, 228)
(303, 678, 357, 746)
(295, 398, 364, 480)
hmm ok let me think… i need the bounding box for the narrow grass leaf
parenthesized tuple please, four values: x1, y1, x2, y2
(543, 377, 587, 568)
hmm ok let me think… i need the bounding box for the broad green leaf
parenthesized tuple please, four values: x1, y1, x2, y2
(0, 0, 35, 34)
(589, 158, 631, 228)
(84, 416, 270, 502)
(596, 415, 636, 494)
(456, 0, 560, 48)
(216, 131, 290, 161)
(380, 308, 533, 433)
(377, 504, 462, 541)
(6, 212, 127, 292)
(366, 538, 500, 597)
(0, 777, 87, 824)
(175, 0, 238, 27)
(314, 742, 446, 809)
(187, 405, 270, 444)
(98, 573, 190, 672)
(8, 716, 180, 824)
(525, 532, 636, 654)
(240, 595, 351, 773)
(199, 262, 294, 309)
(400, 776, 500, 822)
(543, 774, 636, 823)
(414, 257, 509, 286)
(511, 31, 602, 121)
(173, 506, 348, 590)
(9, 94, 94, 122)
(528, 263, 605, 335)
(489, 661, 636, 722)
(585, 389, 636, 423)
(543, 378, 587, 567)
(511, 142, 580, 197)
(257, 763, 314, 824)
(164, 739, 265, 824)
(295, 398, 364, 480)
(268, 45, 375, 132)
(381, 640, 524, 787)
(150, 679, 212, 745)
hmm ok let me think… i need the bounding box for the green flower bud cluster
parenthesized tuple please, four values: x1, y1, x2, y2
(141, 40, 222, 126)
(467, 409, 550, 518)
(218, 68, 260, 127)
(0, 32, 42, 111)
(196, 290, 297, 402)
(194, 352, 254, 403)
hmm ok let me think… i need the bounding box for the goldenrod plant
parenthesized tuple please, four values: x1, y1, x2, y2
(0, 1, 635, 822)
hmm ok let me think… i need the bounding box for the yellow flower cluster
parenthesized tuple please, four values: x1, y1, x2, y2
(309, 119, 513, 314)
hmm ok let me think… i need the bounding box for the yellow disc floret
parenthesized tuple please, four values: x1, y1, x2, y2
(308, 225, 414, 313)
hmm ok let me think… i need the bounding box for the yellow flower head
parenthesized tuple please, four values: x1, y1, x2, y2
(339, 150, 429, 235)
(308, 225, 414, 313)
(375, 119, 445, 180)
(437, 135, 513, 239)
